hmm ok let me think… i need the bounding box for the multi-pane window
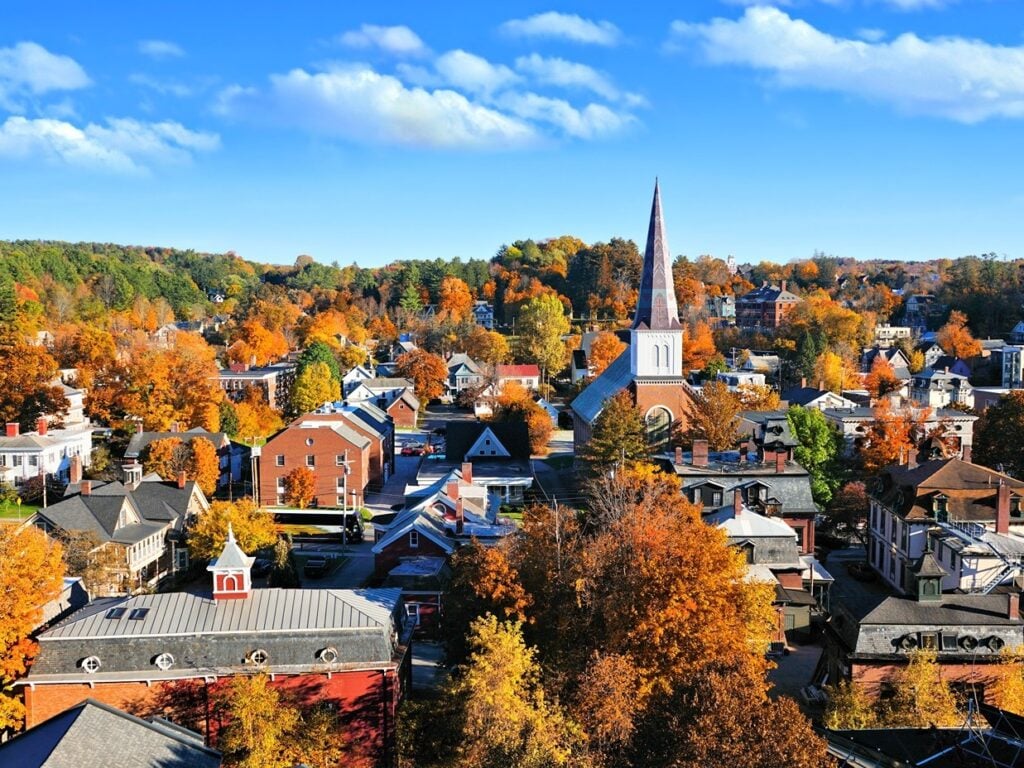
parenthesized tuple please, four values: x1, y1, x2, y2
(306, 455, 315, 467)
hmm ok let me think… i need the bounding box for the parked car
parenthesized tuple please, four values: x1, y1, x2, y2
(303, 557, 330, 579)
(401, 442, 424, 456)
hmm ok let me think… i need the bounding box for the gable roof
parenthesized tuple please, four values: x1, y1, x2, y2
(445, 421, 531, 461)
(465, 426, 512, 459)
(496, 364, 541, 378)
(447, 353, 483, 375)
(36, 493, 166, 546)
(0, 699, 221, 768)
(873, 458, 1024, 521)
(570, 348, 632, 424)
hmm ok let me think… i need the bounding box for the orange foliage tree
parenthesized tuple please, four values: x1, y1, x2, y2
(865, 355, 902, 399)
(859, 401, 929, 473)
(395, 348, 447, 403)
(234, 386, 284, 440)
(588, 331, 626, 377)
(490, 381, 552, 454)
(0, 525, 65, 729)
(227, 318, 289, 367)
(437, 276, 474, 324)
(462, 326, 510, 366)
(683, 321, 717, 372)
(936, 310, 982, 360)
(283, 466, 317, 509)
(142, 436, 220, 495)
(0, 342, 69, 429)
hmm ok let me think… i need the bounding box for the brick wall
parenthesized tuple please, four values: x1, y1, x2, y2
(261, 425, 371, 508)
(298, 414, 392, 487)
(632, 381, 695, 435)
(374, 533, 451, 578)
(387, 399, 417, 428)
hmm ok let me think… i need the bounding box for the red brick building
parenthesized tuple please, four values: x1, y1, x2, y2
(347, 378, 420, 428)
(18, 531, 412, 762)
(571, 181, 698, 451)
(260, 416, 372, 509)
(735, 282, 802, 332)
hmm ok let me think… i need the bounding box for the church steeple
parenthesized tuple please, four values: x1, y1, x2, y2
(632, 179, 680, 331)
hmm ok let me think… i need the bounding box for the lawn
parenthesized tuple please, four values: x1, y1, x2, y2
(0, 502, 40, 521)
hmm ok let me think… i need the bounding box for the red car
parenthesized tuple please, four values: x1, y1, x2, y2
(401, 443, 424, 456)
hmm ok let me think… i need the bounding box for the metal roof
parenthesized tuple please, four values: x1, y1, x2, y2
(570, 348, 632, 424)
(40, 587, 402, 640)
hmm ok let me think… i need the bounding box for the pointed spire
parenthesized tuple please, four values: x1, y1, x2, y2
(226, 522, 236, 545)
(632, 179, 680, 331)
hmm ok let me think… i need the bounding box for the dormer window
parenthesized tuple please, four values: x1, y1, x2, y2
(81, 656, 101, 674)
(1012, 496, 1023, 519)
(934, 494, 948, 522)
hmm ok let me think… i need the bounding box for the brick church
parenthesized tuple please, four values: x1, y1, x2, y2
(571, 181, 698, 450)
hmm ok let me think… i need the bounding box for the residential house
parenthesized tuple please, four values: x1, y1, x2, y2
(123, 426, 241, 489)
(867, 458, 1024, 597)
(346, 378, 420, 427)
(0, 419, 93, 487)
(780, 384, 860, 411)
(915, 340, 946, 370)
(931, 354, 971, 378)
(32, 467, 208, 594)
(570, 349, 590, 384)
(861, 347, 912, 380)
(716, 370, 766, 391)
(18, 533, 412, 763)
(741, 353, 781, 376)
(1010, 321, 1024, 344)
(217, 361, 297, 411)
(735, 282, 802, 332)
(0, 699, 221, 768)
(659, 416, 819, 554)
(902, 294, 943, 331)
(472, 300, 495, 329)
(873, 324, 912, 347)
(342, 363, 376, 396)
(260, 416, 372, 509)
(711, 491, 831, 641)
(415, 421, 534, 504)
(383, 557, 451, 636)
(446, 353, 485, 396)
(706, 294, 736, 324)
(822, 406, 977, 458)
(910, 367, 974, 409)
(496, 364, 541, 391)
(999, 344, 1024, 388)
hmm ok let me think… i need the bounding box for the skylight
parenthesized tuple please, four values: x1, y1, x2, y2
(128, 608, 150, 620)
(105, 607, 127, 620)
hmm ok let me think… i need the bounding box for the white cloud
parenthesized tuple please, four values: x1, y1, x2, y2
(500, 12, 622, 46)
(498, 92, 635, 138)
(129, 73, 193, 97)
(857, 27, 887, 42)
(669, 6, 1024, 122)
(138, 40, 185, 59)
(878, 0, 954, 10)
(0, 42, 90, 110)
(216, 65, 538, 150)
(433, 50, 520, 95)
(515, 53, 617, 99)
(0, 115, 219, 173)
(338, 24, 427, 56)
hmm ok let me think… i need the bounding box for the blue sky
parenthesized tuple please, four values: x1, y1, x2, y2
(2, 1, 1023, 267)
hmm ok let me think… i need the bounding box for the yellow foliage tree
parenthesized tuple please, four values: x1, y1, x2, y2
(881, 650, 962, 727)
(234, 387, 284, 441)
(813, 350, 859, 394)
(0, 525, 65, 729)
(824, 680, 879, 730)
(218, 674, 300, 768)
(991, 647, 1024, 716)
(736, 384, 781, 411)
(463, 326, 510, 366)
(290, 361, 341, 414)
(187, 437, 221, 496)
(187, 499, 278, 562)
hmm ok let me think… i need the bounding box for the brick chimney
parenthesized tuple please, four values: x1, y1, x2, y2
(136, 422, 144, 434)
(461, 462, 473, 485)
(739, 445, 747, 464)
(177, 471, 187, 490)
(800, 377, 806, 389)
(80, 480, 91, 496)
(69, 455, 82, 485)
(446, 479, 460, 501)
(775, 450, 787, 473)
(1009, 592, 1020, 621)
(962, 444, 972, 463)
(456, 498, 465, 535)
(733, 488, 743, 516)
(780, 280, 787, 293)
(5, 422, 19, 438)
(674, 446, 683, 466)
(36, 417, 47, 437)
(692, 440, 709, 467)
(997, 480, 1010, 535)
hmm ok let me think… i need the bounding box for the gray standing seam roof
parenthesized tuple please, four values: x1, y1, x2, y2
(570, 348, 632, 424)
(40, 588, 401, 640)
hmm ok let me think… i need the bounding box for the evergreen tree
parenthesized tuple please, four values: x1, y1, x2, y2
(296, 340, 341, 381)
(584, 392, 648, 466)
(0, 274, 16, 342)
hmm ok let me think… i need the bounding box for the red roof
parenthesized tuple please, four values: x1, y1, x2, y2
(497, 364, 541, 377)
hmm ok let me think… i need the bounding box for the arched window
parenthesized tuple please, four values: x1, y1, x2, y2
(645, 407, 673, 451)
(653, 344, 660, 368)
(662, 344, 670, 370)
